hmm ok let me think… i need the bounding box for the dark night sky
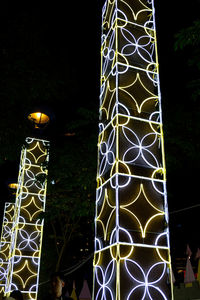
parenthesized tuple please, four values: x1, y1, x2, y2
(0, 1, 200, 269)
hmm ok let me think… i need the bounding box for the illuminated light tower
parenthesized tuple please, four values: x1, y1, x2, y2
(93, 1, 173, 299)
(0, 112, 50, 299)
(4, 137, 50, 300)
(0, 203, 15, 294)
(0, 183, 18, 294)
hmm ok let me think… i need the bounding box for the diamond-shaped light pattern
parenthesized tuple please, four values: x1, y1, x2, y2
(0, 138, 49, 300)
(93, 1, 174, 299)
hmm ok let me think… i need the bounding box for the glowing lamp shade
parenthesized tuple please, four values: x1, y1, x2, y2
(28, 112, 50, 129)
(8, 183, 18, 190)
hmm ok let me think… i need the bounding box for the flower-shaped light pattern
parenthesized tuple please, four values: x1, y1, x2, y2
(123, 126, 159, 169)
(18, 229, 40, 252)
(125, 259, 167, 300)
(95, 259, 115, 300)
(0, 264, 7, 281)
(99, 128, 116, 177)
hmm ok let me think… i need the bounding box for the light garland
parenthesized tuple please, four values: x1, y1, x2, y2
(0, 137, 49, 300)
(93, 1, 173, 299)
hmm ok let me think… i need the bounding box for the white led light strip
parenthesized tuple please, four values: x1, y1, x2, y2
(93, 1, 173, 299)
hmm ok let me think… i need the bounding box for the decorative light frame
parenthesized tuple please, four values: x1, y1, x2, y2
(0, 137, 49, 300)
(0, 203, 15, 293)
(93, 1, 174, 299)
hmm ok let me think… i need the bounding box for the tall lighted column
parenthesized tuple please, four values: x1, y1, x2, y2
(93, 1, 173, 299)
(4, 137, 49, 300)
(0, 203, 15, 293)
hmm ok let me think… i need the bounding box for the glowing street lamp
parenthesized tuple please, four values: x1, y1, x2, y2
(8, 183, 18, 196)
(8, 183, 18, 190)
(27, 112, 50, 129)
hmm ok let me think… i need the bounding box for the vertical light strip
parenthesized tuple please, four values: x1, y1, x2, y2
(3, 137, 50, 300)
(93, 1, 173, 299)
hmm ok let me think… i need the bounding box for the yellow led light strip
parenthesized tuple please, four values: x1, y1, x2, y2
(93, 1, 174, 299)
(3, 137, 49, 300)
